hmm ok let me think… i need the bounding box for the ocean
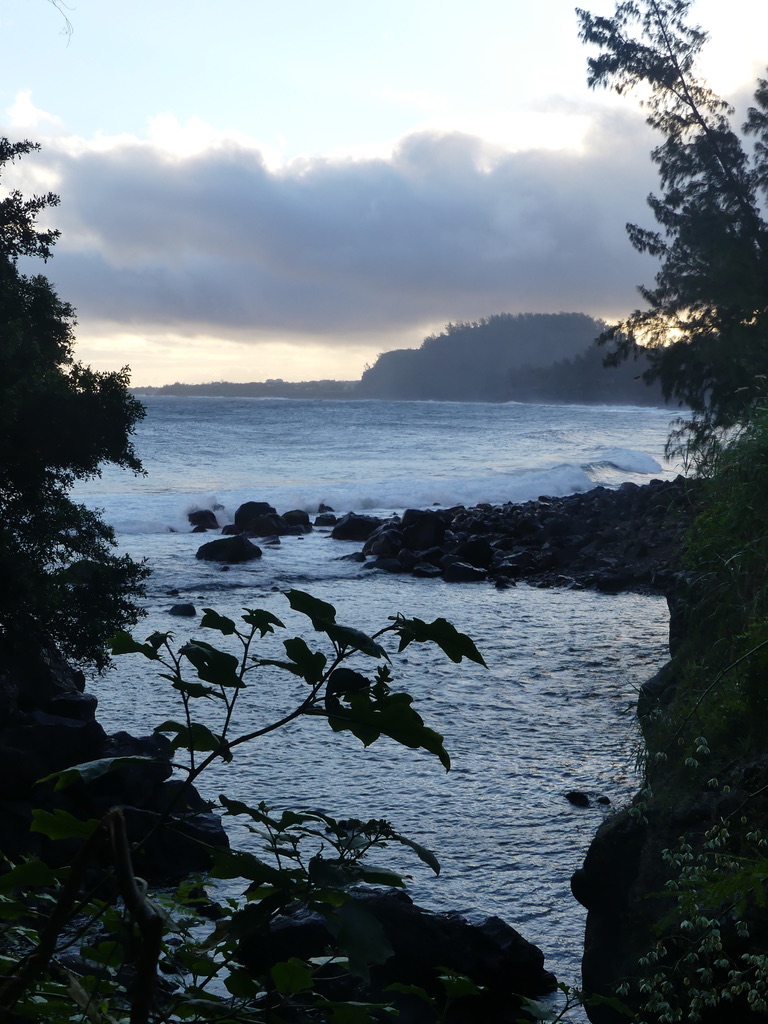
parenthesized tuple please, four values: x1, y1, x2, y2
(74, 396, 678, 1004)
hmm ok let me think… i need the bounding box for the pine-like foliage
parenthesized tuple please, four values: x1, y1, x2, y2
(577, 0, 768, 457)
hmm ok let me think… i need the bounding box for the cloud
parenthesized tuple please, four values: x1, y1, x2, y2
(8, 104, 663, 365)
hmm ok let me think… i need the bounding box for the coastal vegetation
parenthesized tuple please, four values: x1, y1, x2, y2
(3, 0, 768, 1021)
(0, 138, 147, 670)
(570, 1, 768, 1021)
(136, 313, 667, 407)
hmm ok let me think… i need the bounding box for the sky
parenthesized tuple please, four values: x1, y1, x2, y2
(1, 0, 767, 386)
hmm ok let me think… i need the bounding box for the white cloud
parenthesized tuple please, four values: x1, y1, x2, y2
(4, 98, 663, 382)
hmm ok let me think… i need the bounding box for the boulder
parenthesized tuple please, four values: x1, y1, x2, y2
(444, 562, 487, 583)
(169, 603, 196, 617)
(233, 501, 278, 533)
(401, 509, 447, 551)
(196, 535, 262, 563)
(331, 513, 385, 541)
(314, 512, 338, 527)
(238, 887, 556, 1023)
(188, 509, 218, 531)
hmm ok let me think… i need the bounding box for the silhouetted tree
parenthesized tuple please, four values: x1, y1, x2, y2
(578, 0, 768, 455)
(0, 139, 147, 668)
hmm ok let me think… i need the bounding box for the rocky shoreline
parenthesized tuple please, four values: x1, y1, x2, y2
(0, 475, 697, 1020)
(190, 475, 697, 597)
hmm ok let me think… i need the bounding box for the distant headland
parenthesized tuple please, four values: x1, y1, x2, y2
(133, 312, 666, 407)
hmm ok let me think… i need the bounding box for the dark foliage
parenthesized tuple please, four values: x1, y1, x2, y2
(0, 138, 147, 669)
(357, 312, 607, 401)
(577, 0, 768, 455)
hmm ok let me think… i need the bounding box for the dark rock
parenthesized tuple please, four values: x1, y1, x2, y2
(454, 537, 494, 569)
(565, 791, 590, 808)
(283, 509, 312, 530)
(401, 509, 447, 550)
(444, 562, 487, 583)
(196, 535, 262, 563)
(314, 512, 338, 527)
(318, 502, 335, 513)
(413, 563, 444, 579)
(331, 512, 384, 541)
(243, 512, 289, 536)
(368, 556, 406, 574)
(363, 526, 405, 558)
(233, 501, 278, 533)
(169, 603, 196, 617)
(238, 888, 556, 1023)
(188, 509, 218, 531)
(46, 691, 98, 722)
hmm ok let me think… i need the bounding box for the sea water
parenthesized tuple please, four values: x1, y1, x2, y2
(74, 397, 678, 1002)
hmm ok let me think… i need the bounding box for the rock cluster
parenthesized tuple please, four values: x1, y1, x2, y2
(350, 476, 697, 593)
(0, 638, 228, 879)
(188, 478, 696, 590)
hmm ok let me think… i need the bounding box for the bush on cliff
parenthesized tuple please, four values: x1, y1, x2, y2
(0, 138, 147, 670)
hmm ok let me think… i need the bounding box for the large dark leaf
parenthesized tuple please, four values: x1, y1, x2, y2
(394, 615, 487, 666)
(180, 640, 242, 688)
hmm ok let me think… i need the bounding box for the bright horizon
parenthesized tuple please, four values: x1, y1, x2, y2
(1, 0, 766, 385)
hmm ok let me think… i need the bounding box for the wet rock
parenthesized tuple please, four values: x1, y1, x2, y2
(188, 509, 218, 531)
(196, 535, 263, 563)
(565, 791, 591, 808)
(233, 501, 278, 532)
(314, 512, 338, 527)
(169, 603, 196, 617)
(332, 512, 385, 541)
(444, 562, 487, 583)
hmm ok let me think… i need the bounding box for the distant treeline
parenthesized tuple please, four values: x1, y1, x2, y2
(134, 312, 668, 407)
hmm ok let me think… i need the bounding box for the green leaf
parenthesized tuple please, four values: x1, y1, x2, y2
(394, 615, 487, 667)
(30, 809, 102, 840)
(319, 1001, 393, 1023)
(516, 994, 559, 1021)
(208, 848, 283, 885)
(327, 900, 394, 979)
(357, 865, 407, 888)
(308, 857, 363, 888)
(80, 940, 125, 969)
(285, 588, 337, 628)
(283, 636, 327, 683)
(0, 858, 58, 891)
(38, 757, 159, 792)
(108, 630, 163, 660)
(223, 967, 262, 998)
(384, 981, 432, 1003)
(390, 833, 440, 876)
(437, 970, 483, 999)
(241, 608, 285, 635)
(326, 690, 451, 770)
(271, 957, 314, 996)
(218, 794, 280, 828)
(326, 623, 388, 658)
(199, 608, 238, 635)
(155, 720, 231, 761)
(180, 640, 243, 688)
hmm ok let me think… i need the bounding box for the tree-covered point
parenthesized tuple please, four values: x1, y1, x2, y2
(0, 138, 147, 670)
(357, 312, 610, 401)
(578, 0, 768, 456)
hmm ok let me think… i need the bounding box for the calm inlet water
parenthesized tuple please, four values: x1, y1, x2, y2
(75, 397, 677, 1004)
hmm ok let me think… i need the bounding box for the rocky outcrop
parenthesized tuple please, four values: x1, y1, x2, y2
(238, 886, 556, 1023)
(348, 477, 698, 594)
(0, 638, 228, 880)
